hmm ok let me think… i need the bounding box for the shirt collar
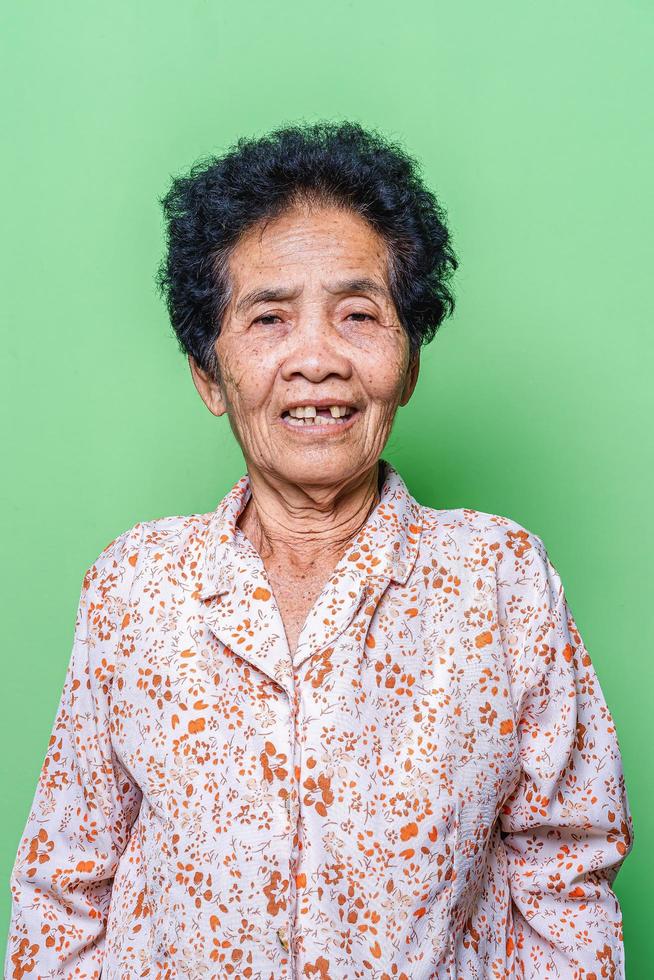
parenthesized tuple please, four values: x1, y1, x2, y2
(195, 459, 423, 601)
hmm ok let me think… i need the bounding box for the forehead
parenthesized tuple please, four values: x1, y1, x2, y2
(227, 204, 391, 290)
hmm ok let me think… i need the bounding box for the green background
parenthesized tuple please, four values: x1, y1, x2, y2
(2, 1, 652, 973)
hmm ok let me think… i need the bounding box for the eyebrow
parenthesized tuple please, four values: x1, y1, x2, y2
(234, 277, 390, 316)
(234, 286, 301, 316)
(326, 277, 390, 300)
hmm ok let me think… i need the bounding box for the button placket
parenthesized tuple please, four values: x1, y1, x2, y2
(279, 673, 300, 970)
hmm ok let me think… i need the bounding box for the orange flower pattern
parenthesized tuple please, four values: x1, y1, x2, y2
(4, 461, 632, 978)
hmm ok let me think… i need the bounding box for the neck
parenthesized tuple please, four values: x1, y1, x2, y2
(237, 461, 383, 575)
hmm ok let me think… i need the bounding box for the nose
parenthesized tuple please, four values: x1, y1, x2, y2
(280, 315, 353, 384)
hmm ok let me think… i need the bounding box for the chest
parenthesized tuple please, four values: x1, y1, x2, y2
(98, 473, 556, 973)
(262, 566, 331, 657)
(110, 570, 522, 969)
(112, 559, 520, 816)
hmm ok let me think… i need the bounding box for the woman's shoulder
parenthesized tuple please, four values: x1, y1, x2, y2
(81, 508, 213, 592)
(419, 502, 544, 543)
(416, 503, 552, 576)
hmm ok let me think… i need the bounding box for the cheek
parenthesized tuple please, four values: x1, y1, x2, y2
(361, 344, 409, 403)
(219, 345, 276, 411)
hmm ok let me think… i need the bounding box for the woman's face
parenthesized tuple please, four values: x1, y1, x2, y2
(190, 202, 420, 489)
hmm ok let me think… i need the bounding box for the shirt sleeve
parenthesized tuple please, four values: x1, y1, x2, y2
(497, 530, 633, 978)
(4, 524, 144, 980)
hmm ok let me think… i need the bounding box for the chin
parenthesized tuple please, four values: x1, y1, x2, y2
(271, 449, 365, 487)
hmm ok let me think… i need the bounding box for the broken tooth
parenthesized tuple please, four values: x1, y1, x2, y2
(286, 404, 353, 421)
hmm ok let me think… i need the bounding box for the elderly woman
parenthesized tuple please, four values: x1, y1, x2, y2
(5, 121, 632, 980)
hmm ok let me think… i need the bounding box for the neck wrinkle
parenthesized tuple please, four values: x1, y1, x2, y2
(237, 461, 384, 570)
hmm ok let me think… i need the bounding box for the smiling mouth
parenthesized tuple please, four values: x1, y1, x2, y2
(280, 405, 358, 428)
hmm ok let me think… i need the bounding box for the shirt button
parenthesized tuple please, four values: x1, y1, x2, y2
(277, 925, 290, 951)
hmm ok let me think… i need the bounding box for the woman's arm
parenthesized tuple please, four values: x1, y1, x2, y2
(498, 531, 633, 977)
(4, 524, 144, 980)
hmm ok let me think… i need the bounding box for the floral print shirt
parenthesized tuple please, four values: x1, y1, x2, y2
(5, 460, 632, 980)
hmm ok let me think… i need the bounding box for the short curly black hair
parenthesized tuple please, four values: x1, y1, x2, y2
(156, 120, 458, 379)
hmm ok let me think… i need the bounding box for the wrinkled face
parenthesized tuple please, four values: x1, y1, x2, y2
(189, 202, 420, 489)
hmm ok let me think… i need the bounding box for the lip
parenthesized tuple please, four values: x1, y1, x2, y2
(279, 407, 361, 435)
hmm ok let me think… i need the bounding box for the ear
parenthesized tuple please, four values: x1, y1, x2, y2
(188, 354, 228, 417)
(399, 350, 420, 407)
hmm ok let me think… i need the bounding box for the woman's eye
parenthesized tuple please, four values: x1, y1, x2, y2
(253, 314, 281, 325)
(347, 312, 374, 321)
